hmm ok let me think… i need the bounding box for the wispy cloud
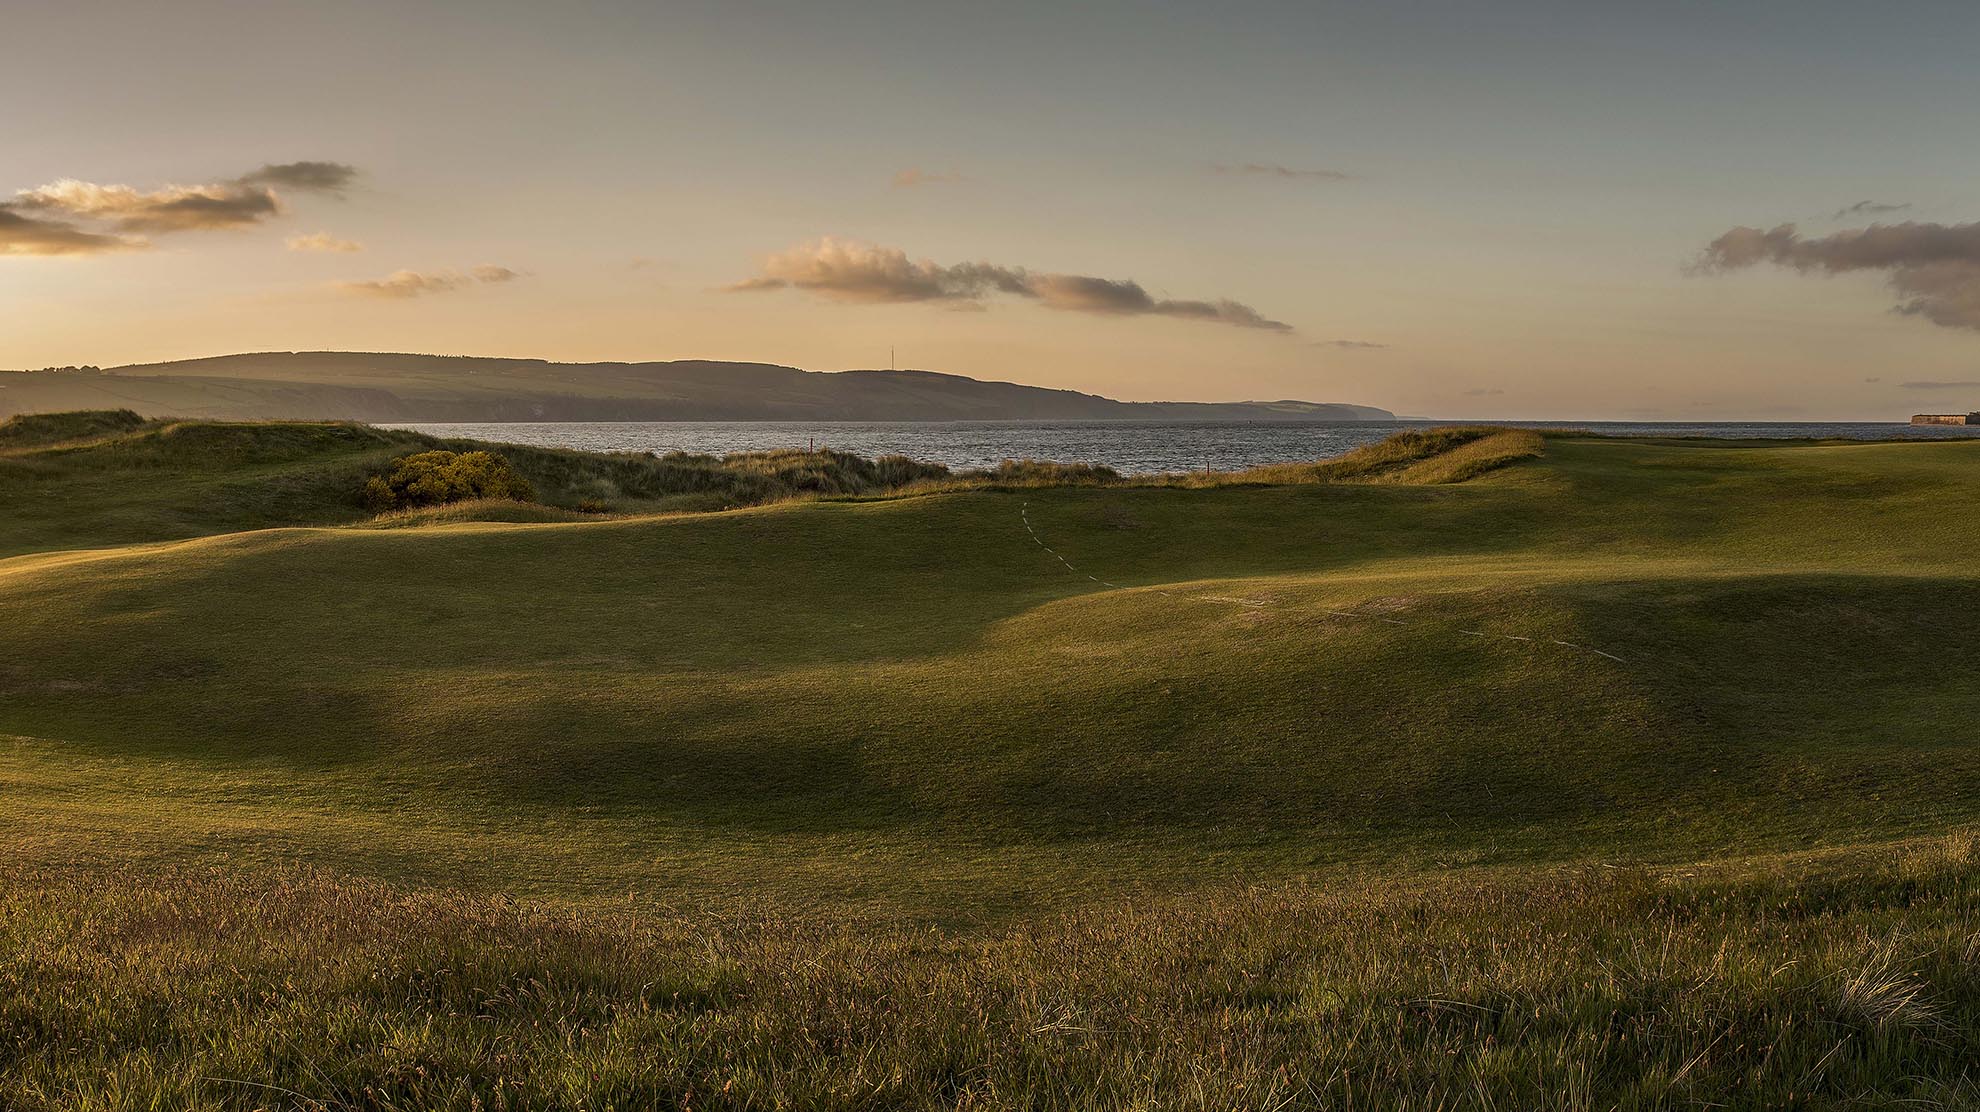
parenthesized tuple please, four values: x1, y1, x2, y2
(1, 161, 358, 256)
(287, 231, 363, 253)
(727, 237, 1292, 332)
(1213, 162, 1352, 183)
(1695, 220, 1980, 330)
(1833, 200, 1911, 221)
(238, 161, 358, 193)
(1900, 380, 1980, 390)
(893, 168, 962, 188)
(337, 264, 523, 299)
(1312, 339, 1389, 350)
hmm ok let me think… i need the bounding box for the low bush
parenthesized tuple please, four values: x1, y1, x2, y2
(361, 450, 537, 511)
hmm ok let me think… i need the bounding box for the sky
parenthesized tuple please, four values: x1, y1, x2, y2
(5, 0, 1980, 419)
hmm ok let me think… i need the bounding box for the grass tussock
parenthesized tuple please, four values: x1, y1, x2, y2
(360, 498, 601, 527)
(963, 458, 1125, 487)
(1, 840, 1975, 1109)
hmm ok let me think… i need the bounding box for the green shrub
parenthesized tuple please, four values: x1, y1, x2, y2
(361, 450, 536, 511)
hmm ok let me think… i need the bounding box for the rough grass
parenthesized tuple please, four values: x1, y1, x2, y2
(9, 416, 1980, 1099)
(0, 417, 1528, 557)
(0, 407, 148, 452)
(1, 839, 1974, 1109)
(1313, 424, 1509, 479)
(0, 419, 958, 556)
(6, 431, 1980, 912)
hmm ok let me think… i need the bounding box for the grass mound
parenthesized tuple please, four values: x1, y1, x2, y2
(0, 407, 147, 451)
(1310, 425, 1540, 482)
(521, 445, 953, 512)
(4, 840, 1974, 1108)
(0, 416, 960, 555)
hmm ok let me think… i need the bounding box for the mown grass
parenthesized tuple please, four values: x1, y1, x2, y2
(1, 839, 1974, 1109)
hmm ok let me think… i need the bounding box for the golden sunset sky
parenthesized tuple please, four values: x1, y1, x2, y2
(6, 1, 1980, 418)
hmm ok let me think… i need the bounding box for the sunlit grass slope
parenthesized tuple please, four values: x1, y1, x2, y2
(4, 424, 1980, 913)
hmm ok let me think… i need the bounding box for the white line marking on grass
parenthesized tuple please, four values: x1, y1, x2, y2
(1016, 498, 1628, 665)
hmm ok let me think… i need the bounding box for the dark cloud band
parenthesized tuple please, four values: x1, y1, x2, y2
(1696, 220, 1980, 331)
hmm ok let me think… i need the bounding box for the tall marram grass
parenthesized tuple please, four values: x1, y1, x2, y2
(2, 838, 1975, 1108)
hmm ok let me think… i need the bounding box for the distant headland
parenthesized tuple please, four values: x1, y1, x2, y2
(0, 353, 1394, 424)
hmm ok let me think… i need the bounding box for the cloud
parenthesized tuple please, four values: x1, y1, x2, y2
(727, 237, 1291, 331)
(0, 204, 138, 256)
(1834, 200, 1910, 221)
(287, 231, 363, 253)
(238, 161, 358, 194)
(4, 161, 357, 251)
(893, 168, 962, 188)
(1312, 339, 1389, 350)
(15, 178, 279, 232)
(1213, 162, 1352, 183)
(1899, 380, 1980, 390)
(1695, 220, 1980, 330)
(337, 265, 523, 298)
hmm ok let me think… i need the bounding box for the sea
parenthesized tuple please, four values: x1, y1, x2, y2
(385, 420, 1980, 477)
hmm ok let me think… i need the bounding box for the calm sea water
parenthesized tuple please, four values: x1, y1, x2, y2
(388, 420, 1980, 476)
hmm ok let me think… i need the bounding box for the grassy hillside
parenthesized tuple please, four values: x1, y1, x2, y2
(6, 418, 1980, 1103)
(3, 420, 1979, 907)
